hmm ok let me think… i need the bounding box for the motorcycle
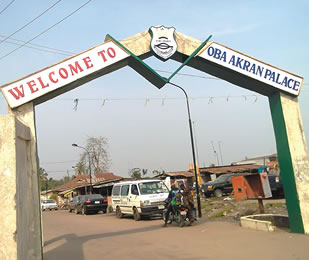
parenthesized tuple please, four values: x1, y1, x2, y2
(163, 203, 196, 227)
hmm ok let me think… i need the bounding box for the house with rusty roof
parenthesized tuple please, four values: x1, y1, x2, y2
(155, 170, 194, 188)
(154, 164, 263, 189)
(53, 172, 124, 207)
(199, 164, 263, 182)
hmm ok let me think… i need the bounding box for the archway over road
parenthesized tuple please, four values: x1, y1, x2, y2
(0, 26, 308, 260)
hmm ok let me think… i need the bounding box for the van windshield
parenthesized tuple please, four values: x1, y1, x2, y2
(138, 182, 168, 195)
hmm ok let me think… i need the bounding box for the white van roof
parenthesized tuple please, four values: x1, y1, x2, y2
(113, 179, 161, 186)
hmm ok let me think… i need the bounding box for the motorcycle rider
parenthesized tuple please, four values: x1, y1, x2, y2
(180, 183, 195, 225)
(162, 184, 181, 227)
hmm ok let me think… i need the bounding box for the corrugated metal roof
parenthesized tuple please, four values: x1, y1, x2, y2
(165, 171, 194, 178)
(54, 172, 123, 191)
(199, 164, 263, 175)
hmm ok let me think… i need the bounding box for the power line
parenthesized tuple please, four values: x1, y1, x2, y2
(41, 159, 78, 165)
(0, 0, 62, 45)
(155, 69, 221, 80)
(0, 36, 74, 56)
(0, 0, 91, 61)
(0, 0, 15, 15)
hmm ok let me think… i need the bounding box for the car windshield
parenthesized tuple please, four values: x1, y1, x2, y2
(43, 200, 55, 204)
(214, 175, 231, 182)
(85, 194, 103, 200)
(138, 182, 168, 195)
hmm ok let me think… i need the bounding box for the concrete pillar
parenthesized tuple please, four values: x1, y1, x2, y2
(0, 101, 42, 260)
(269, 92, 309, 234)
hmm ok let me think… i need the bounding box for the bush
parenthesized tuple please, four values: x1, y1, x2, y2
(49, 194, 57, 201)
(108, 205, 113, 213)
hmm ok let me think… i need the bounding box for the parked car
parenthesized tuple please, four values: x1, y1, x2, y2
(267, 173, 284, 198)
(68, 194, 108, 215)
(41, 199, 58, 211)
(201, 173, 284, 198)
(201, 174, 234, 198)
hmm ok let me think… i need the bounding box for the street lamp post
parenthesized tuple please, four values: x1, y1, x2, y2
(72, 143, 92, 194)
(168, 82, 202, 218)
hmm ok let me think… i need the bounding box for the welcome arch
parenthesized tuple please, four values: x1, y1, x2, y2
(1, 26, 308, 259)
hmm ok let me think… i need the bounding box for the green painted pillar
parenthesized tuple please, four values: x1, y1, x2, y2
(269, 92, 309, 234)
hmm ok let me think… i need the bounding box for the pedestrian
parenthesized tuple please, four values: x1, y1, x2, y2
(180, 183, 195, 225)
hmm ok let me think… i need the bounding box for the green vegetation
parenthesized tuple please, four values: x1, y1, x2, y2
(209, 209, 233, 219)
(265, 203, 286, 209)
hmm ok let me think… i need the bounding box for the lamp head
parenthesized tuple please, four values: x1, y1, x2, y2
(72, 143, 78, 147)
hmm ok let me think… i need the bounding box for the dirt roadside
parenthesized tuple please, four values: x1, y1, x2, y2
(199, 196, 287, 221)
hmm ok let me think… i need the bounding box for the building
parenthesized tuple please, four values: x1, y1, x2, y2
(232, 153, 278, 166)
(199, 164, 263, 182)
(53, 173, 124, 207)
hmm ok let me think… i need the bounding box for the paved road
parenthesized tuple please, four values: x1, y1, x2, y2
(43, 210, 309, 260)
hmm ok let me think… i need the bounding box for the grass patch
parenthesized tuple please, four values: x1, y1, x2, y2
(209, 209, 233, 219)
(265, 203, 286, 209)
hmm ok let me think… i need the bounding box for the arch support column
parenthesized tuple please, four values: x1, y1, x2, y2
(0, 102, 43, 260)
(269, 92, 309, 233)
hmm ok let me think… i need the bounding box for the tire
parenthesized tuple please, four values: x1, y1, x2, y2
(68, 208, 72, 213)
(179, 216, 185, 227)
(214, 189, 223, 198)
(102, 209, 107, 214)
(116, 207, 123, 219)
(81, 207, 86, 215)
(75, 208, 78, 214)
(133, 208, 141, 221)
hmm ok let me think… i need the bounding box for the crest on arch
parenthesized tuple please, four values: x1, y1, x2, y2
(149, 25, 177, 61)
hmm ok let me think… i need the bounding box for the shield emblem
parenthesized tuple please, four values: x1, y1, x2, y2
(149, 25, 177, 61)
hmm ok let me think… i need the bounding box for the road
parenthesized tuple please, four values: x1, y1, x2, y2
(43, 210, 309, 260)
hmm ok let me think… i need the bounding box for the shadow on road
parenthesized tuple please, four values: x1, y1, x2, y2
(44, 224, 162, 260)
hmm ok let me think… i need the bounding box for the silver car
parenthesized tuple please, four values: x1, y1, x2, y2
(41, 199, 58, 211)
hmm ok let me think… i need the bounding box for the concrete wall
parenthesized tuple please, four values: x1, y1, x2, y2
(0, 111, 42, 259)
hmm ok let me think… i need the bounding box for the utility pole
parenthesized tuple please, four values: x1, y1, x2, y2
(218, 141, 224, 166)
(169, 82, 202, 218)
(211, 141, 220, 166)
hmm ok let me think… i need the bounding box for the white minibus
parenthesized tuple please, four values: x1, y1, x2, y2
(112, 179, 169, 220)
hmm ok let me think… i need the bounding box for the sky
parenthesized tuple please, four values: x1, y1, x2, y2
(0, 0, 308, 179)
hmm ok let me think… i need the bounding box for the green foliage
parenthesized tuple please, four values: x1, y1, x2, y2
(209, 209, 233, 219)
(108, 205, 113, 213)
(73, 161, 86, 175)
(152, 169, 166, 176)
(49, 193, 57, 201)
(39, 167, 74, 191)
(128, 168, 148, 179)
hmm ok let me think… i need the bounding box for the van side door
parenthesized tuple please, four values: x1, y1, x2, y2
(120, 185, 130, 213)
(112, 185, 121, 210)
(129, 184, 140, 211)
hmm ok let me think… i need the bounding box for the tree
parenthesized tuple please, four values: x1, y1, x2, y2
(128, 168, 148, 179)
(152, 169, 166, 176)
(40, 168, 48, 192)
(39, 167, 73, 191)
(80, 136, 111, 174)
(73, 161, 86, 175)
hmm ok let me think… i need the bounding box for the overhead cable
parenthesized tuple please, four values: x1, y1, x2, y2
(0, 36, 73, 56)
(0, 0, 91, 61)
(0, 0, 62, 45)
(0, 0, 15, 15)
